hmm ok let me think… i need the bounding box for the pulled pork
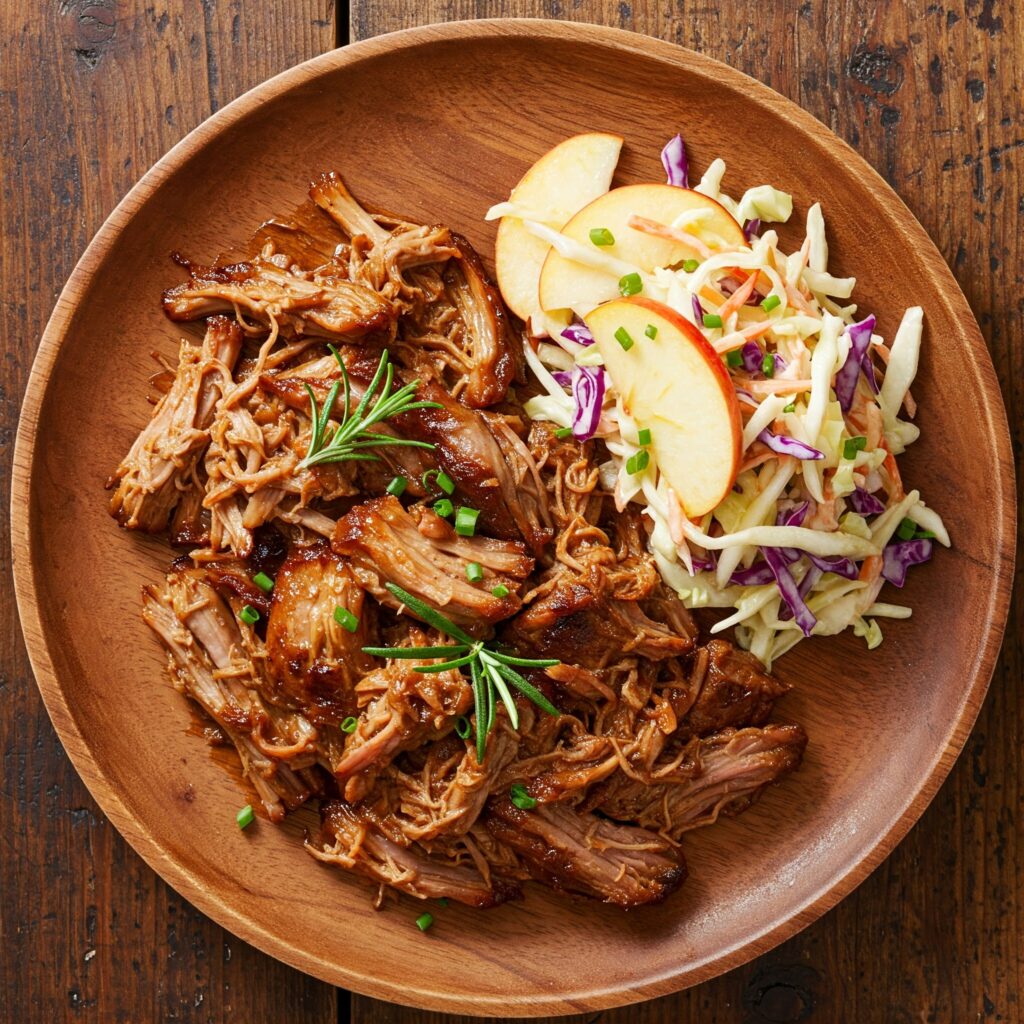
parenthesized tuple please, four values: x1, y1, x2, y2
(118, 169, 807, 913)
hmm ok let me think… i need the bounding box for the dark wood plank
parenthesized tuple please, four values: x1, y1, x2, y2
(0, 3, 338, 1021)
(350, 2, 1023, 1020)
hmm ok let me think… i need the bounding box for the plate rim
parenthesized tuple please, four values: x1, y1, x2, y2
(10, 17, 1016, 1015)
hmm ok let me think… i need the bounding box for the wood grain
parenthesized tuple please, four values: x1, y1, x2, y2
(10, 14, 1012, 1018)
(0, 3, 338, 1022)
(349, 3, 1024, 1023)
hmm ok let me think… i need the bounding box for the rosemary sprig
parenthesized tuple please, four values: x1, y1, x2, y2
(362, 582, 560, 761)
(298, 347, 441, 469)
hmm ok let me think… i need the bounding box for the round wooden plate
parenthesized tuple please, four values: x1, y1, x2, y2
(11, 19, 1015, 1016)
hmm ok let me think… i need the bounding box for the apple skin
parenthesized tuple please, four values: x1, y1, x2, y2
(538, 184, 745, 317)
(494, 132, 623, 323)
(587, 296, 742, 518)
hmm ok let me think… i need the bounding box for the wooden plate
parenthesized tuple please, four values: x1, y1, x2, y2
(11, 19, 1015, 1016)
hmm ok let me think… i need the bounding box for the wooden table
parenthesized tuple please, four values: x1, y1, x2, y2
(2, 2, 1020, 1021)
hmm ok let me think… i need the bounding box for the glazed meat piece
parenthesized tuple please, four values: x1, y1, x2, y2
(332, 495, 533, 627)
(675, 640, 791, 738)
(333, 644, 471, 800)
(436, 232, 517, 407)
(504, 564, 692, 669)
(263, 541, 376, 722)
(392, 381, 552, 552)
(162, 251, 395, 340)
(307, 800, 520, 907)
(142, 568, 320, 821)
(485, 796, 685, 907)
(593, 724, 807, 839)
(108, 315, 242, 531)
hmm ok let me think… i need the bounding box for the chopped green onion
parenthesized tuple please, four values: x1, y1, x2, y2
(435, 471, 455, 495)
(454, 506, 479, 537)
(510, 783, 537, 811)
(554, 426, 573, 438)
(589, 227, 615, 246)
(761, 353, 775, 378)
(239, 605, 259, 625)
(682, 258, 699, 272)
(614, 326, 634, 351)
(637, 427, 652, 446)
(437, 898, 449, 907)
(726, 349, 742, 368)
(915, 529, 937, 539)
(703, 313, 723, 329)
(252, 572, 274, 593)
(386, 475, 408, 497)
(236, 805, 254, 829)
(644, 323, 658, 339)
(618, 272, 643, 296)
(433, 498, 454, 518)
(896, 517, 918, 541)
(491, 584, 510, 598)
(454, 715, 471, 739)
(843, 435, 868, 460)
(625, 449, 650, 475)
(415, 913, 434, 932)
(761, 294, 782, 312)
(466, 561, 484, 583)
(340, 716, 358, 733)
(333, 605, 359, 632)
(783, 402, 796, 413)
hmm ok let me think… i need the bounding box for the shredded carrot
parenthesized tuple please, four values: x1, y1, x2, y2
(717, 271, 759, 321)
(626, 215, 711, 258)
(881, 444, 905, 501)
(738, 450, 779, 473)
(714, 320, 774, 354)
(859, 555, 883, 583)
(784, 281, 816, 315)
(733, 377, 814, 395)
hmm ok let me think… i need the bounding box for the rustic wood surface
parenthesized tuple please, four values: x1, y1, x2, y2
(2, 2, 1019, 1023)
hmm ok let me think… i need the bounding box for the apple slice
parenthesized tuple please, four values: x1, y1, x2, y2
(538, 184, 746, 317)
(587, 296, 741, 517)
(494, 132, 623, 324)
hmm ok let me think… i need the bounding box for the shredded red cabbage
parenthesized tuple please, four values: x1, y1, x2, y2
(730, 562, 776, 586)
(741, 341, 763, 374)
(849, 487, 885, 516)
(758, 430, 824, 461)
(742, 218, 761, 242)
(661, 134, 689, 188)
(776, 502, 809, 527)
(570, 366, 605, 442)
(778, 565, 822, 622)
(763, 547, 817, 636)
(551, 370, 572, 388)
(691, 294, 704, 322)
(881, 539, 933, 587)
(561, 323, 594, 347)
(834, 314, 877, 412)
(807, 554, 859, 579)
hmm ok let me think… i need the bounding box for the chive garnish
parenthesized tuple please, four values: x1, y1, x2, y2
(454, 715, 471, 739)
(454, 506, 479, 537)
(236, 805, 254, 830)
(589, 227, 615, 246)
(637, 427, 652, 446)
(783, 402, 796, 413)
(252, 572, 274, 593)
(843, 435, 868, 460)
(386, 475, 408, 497)
(626, 449, 650, 475)
(416, 913, 434, 932)
(761, 294, 782, 312)
(433, 498, 454, 518)
(614, 327, 634, 351)
(333, 606, 359, 632)
(510, 783, 537, 811)
(896, 517, 918, 541)
(703, 313, 723, 329)
(682, 258, 700, 273)
(726, 349, 742, 368)
(340, 716, 358, 734)
(644, 323, 658, 339)
(554, 427, 573, 439)
(240, 605, 259, 625)
(618, 272, 643, 296)
(761, 353, 775, 378)
(466, 561, 484, 583)
(491, 584, 510, 598)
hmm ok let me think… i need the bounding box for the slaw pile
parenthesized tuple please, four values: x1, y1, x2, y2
(487, 135, 948, 669)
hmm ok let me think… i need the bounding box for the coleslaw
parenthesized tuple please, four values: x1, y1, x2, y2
(487, 135, 948, 669)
